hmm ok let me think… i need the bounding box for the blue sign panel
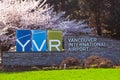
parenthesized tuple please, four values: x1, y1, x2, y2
(16, 30, 31, 52)
(32, 30, 47, 51)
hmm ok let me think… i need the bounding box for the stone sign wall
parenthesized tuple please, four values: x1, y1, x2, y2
(2, 36, 120, 66)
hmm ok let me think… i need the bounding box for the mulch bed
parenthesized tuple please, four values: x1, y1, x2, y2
(115, 66, 120, 68)
(0, 64, 120, 72)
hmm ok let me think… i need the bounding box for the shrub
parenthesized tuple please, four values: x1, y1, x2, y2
(84, 55, 113, 68)
(60, 57, 79, 69)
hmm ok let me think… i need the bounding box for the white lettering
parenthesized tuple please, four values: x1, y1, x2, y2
(49, 40, 61, 51)
(32, 40, 46, 51)
(16, 39, 30, 51)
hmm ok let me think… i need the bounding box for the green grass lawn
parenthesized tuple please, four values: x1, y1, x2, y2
(0, 69, 120, 80)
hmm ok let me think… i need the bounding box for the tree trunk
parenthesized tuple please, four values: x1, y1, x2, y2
(0, 45, 11, 53)
(95, 2, 102, 36)
(0, 45, 2, 63)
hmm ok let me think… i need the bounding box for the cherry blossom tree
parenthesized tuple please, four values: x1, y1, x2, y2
(0, 0, 93, 52)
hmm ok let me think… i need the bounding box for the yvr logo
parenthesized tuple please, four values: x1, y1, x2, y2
(16, 30, 63, 52)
